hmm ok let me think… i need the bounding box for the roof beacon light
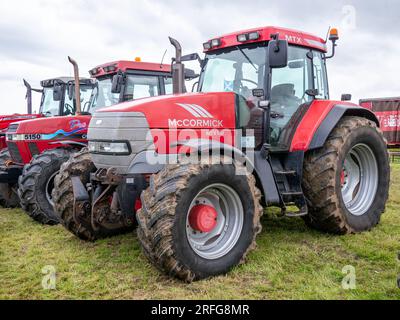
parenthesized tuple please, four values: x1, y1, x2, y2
(326, 27, 339, 59)
(135, 57, 142, 62)
(329, 28, 339, 41)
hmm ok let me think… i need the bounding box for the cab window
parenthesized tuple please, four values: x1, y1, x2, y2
(312, 51, 329, 99)
(124, 75, 160, 101)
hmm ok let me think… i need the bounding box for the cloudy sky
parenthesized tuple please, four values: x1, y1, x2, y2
(0, 0, 399, 113)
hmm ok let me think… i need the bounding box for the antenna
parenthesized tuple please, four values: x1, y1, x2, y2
(325, 26, 331, 43)
(160, 49, 167, 69)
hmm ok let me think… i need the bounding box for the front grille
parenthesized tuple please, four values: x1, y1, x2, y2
(28, 143, 40, 157)
(7, 124, 19, 133)
(7, 142, 23, 163)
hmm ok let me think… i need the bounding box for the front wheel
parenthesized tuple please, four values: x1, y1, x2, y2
(0, 149, 19, 208)
(18, 148, 73, 225)
(136, 158, 263, 282)
(303, 116, 390, 234)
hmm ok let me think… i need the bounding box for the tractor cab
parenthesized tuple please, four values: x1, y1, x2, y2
(38, 77, 94, 117)
(87, 60, 196, 112)
(199, 27, 330, 151)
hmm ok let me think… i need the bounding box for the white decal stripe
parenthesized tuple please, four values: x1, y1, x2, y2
(184, 104, 206, 118)
(189, 104, 210, 118)
(177, 103, 201, 117)
(192, 104, 214, 118)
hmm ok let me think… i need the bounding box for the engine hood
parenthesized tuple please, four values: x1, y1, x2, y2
(0, 114, 42, 130)
(96, 92, 237, 129)
(12, 115, 91, 135)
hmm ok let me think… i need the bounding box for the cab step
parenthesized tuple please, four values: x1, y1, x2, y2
(274, 170, 296, 176)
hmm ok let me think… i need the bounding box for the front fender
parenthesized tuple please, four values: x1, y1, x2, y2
(127, 139, 281, 206)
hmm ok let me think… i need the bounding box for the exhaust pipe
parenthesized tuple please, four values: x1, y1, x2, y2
(23, 79, 33, 114)
(68, 56, 82, 115)
(169, 37, 185, 94)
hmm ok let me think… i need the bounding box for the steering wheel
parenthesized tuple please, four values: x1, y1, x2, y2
(64, 103, 74, 115)
(241, 79, 258, 86)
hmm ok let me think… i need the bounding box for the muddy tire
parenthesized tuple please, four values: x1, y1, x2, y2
(0, 149, 19, 208)
(137, 157, 263, 282)
(303, 116, 390, 234)
(52, 148, 124, 241)
(18, 148, 73, 225)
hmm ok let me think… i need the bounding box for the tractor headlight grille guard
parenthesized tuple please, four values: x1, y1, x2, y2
(88, 140, 131, 156)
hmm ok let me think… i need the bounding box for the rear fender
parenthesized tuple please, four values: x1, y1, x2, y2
(308, 105, 379, 150)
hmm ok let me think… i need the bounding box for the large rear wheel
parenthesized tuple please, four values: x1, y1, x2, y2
(136, 158, 263, 282)
(18, 148, 73, 225)
(303, 117, 390, 234)
(0, 149, 19, 208)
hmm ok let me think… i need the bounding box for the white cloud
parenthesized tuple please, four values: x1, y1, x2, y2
(0, 0, 399, 113)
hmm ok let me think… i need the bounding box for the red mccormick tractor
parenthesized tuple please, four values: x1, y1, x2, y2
(360, 97, 400, 147)
(0, 77, 84, 207)
(0, 79, 44, 151)
(7, 57, 194, 224)
(54, 27, 390, 282)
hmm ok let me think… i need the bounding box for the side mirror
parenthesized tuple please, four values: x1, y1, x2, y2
(181, 53, 201, 62)
(341, 94, 352, 101)
(111, 74, 124, 94)
(184, 68, 199, 80)
(68, 83, 74, 100)
(53, 84, 63, 101)
(268, 39, 288, 69)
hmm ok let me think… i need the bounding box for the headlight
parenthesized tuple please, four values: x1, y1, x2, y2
(7, 134, 25, 141)
(88, 141, 131, 155)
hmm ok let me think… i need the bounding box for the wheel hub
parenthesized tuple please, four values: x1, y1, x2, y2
(189, 205, 218, 233)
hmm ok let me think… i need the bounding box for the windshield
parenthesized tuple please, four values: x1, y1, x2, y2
(65, 84, 93, 115)
(87, 77, 120, 112)
(122, 74, 160, 101)
(200, 44, 267, 102)
(40, 87, 60, 116)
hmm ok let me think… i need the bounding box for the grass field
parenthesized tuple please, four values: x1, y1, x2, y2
(1, 166, 399, 300)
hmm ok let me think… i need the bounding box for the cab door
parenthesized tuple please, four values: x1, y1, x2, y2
(269, 47, 328, 150)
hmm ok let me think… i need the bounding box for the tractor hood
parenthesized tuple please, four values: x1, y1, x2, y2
(95, 92, 237, 129)
(9, 115, 91, 138)
(0, 113, 42, 131)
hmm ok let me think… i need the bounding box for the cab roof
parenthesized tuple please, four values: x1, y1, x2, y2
(203, 26, 327, 53)
(40, 77, 93, 88)
(90, 60, 172, 78)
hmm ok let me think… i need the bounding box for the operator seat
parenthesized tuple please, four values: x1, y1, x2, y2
(270, 83, 301, 144)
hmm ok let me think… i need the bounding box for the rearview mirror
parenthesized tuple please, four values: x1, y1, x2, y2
(68, 83, 74, 100)
(341, 94, 352, 101)
(111, 74, 124, 94)
(181, 53, 201, 62)
(268, 39, 288, 69)
(53, 83, 63, 101)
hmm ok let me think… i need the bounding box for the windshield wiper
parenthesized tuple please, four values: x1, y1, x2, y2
(236, 46, 258, 71)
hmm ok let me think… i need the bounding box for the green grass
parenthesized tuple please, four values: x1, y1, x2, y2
(1, 167, 400, 300)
